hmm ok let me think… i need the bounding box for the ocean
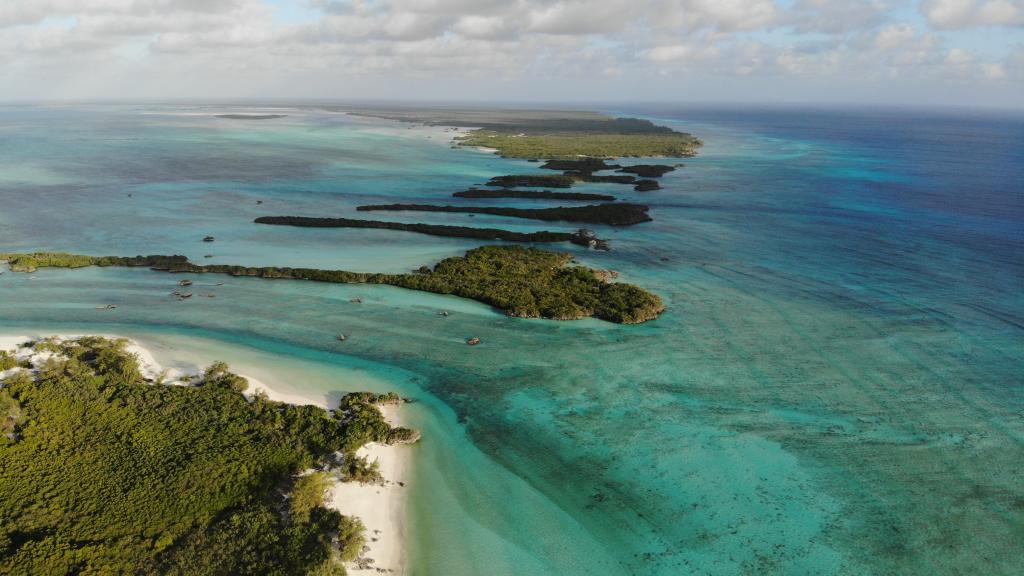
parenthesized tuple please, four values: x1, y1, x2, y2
(0, 103, 1021, 575)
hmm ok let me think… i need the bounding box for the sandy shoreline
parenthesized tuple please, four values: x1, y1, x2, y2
(0, 332, 410, 575)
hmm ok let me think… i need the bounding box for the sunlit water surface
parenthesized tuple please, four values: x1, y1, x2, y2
(1, 104, 1021, 575)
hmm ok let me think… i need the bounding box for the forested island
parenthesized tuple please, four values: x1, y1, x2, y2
(354, 203, 652, 226)
(615, 164, 677, 178)
(456, 127, 699, 159)
(1, 247, 664, 323)
(0, 336, 417, 575)
(253, 216, 609, 249)
(486, 175, 576, 188)
(350, 108, 701, 159)
(539, 159, 621, 172)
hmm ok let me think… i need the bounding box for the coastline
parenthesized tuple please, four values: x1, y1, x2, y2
(0, 332, 411, 576)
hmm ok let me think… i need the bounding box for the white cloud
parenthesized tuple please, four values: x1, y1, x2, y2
(790, 0, 889, 35)
(873, 23, 917, 49)
(526, 1, 632, 35)
(0, 0, 1018, 105)
(646, 44, 694, 62)
(946, 46, 976, 64)
(921, 0, 1024, 29)
(981, 61, 1007, 78)
(452, 15, 511, 39)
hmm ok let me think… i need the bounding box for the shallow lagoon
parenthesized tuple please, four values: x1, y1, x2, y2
(1, 104, 1021, 575)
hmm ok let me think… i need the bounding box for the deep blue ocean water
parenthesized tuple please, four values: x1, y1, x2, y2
(1, 104, 1021, 575)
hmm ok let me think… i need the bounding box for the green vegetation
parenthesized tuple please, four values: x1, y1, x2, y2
(577, 174, 636, 184)
(356, 203, 652, 226)
(3, 252, 97, 272)
(391, 246, 664, 322)
(0, 336, 416, 575)
(2, 246, 665, 323)
(251, 217, 602, 247)
(350, 109, 663, 133)
(539, 159, 620, 172)
(458, 130, 701, 160)
(0, 351, 19, 371)
(340, 455, 382, 484)
(486, 175, 576, 188)
(453, 189, 615, 201)
(350, 107, 701, 159)
(291, 472, 334, 521)
(0, 389, 24, 444)
(616, 164, 677, 177)
(633, 180, 661, 192)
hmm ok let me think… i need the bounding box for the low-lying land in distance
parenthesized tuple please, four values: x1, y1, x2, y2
(215, 114, 287, 120)
(349, 106, 701, 159)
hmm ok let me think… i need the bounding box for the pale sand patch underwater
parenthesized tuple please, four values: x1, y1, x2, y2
(0, 332, 412, 575)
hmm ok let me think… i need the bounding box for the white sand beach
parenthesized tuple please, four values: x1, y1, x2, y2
(0, 332, 411, 575)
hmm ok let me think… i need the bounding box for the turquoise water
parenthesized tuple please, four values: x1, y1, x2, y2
(1, 104, 1022, 575)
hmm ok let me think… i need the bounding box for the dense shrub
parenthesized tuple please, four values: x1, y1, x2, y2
(3, 246, 665, 323)
(0, 337, 416, 575)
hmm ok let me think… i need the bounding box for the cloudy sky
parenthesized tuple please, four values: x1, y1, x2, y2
(1, 0, 1022, 107)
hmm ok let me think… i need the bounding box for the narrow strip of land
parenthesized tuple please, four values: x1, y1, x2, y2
(487, 175, 576, 188)
(453, 189, 615, 201)
(354, 203, 652, 226)
(253, 216, 609, 248)
(1, 247, 663, 323)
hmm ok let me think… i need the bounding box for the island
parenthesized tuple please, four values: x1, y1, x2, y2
(540, 159, 621, 172)
(486, 173, 659, 192)
(253, 216, 609, 249)
(354, 203, 652, 226)
(349, 107, 702, 159)
(0, 335, 417, 575)
(453, 189, 616, 202)
(633, 180, 661, 192)
(577, 175, 636, 184)
(1, 247, 664, 323)
(487, 175, 576, 188)
(616, 164, 677, 178)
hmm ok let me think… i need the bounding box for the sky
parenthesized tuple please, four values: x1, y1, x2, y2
(0, 0, 1022, 108)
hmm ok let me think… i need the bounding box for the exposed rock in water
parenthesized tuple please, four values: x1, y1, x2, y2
(633, 180, 661, 192)
(574, 228, 610, 251)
